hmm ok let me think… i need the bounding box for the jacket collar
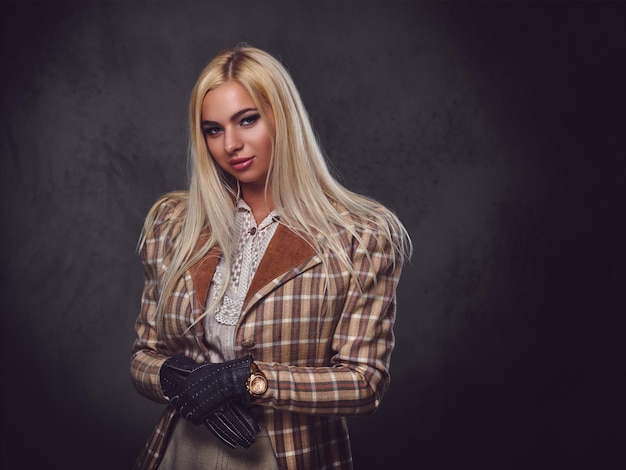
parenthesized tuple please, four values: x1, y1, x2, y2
(189, 223, 316, 312)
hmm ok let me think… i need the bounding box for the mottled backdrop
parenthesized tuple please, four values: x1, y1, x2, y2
(1, 2, 624, 469)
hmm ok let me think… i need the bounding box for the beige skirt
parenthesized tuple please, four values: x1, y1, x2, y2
(158, 416, 279, 470)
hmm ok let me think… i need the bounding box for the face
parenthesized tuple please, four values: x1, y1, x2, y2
(201, 80, 275, 193)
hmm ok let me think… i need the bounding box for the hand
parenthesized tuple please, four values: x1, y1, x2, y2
(160, 354, 260, 447)
(160, 354, 252, 425)
(205, 401, 261, 448)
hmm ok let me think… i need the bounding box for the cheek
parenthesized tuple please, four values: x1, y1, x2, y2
(205, 139, 222, 159)
(205, 142, 229, 172)
(259, 130, 274, 155)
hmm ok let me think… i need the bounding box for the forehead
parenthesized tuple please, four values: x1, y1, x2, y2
(201, 81, 256, 119)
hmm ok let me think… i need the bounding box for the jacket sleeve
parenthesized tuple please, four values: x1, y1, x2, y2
(129, 200, 179, 404)
(255, 223, 404, 416)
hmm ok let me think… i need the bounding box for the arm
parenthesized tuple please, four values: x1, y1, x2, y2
(254, 225, 404, 416)
(130, 195, 264, 448)
(129, 199, 179, 403)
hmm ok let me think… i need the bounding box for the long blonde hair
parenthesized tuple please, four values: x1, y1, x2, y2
(140, 44, 412, 332)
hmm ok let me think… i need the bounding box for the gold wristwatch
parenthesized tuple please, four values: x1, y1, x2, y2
(247, 361, 268, 396)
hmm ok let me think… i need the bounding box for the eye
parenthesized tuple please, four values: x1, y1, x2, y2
(240, 114, 260, 127)
(203, 126, 222, 137)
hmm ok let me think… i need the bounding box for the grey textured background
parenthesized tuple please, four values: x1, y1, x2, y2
(1, 2, 624, 469)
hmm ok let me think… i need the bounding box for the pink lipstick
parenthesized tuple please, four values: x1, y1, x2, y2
(230, 157, 254, 171)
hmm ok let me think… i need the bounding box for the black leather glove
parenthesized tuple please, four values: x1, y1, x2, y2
(160, 354, 259, 448)
(205, 401, 261, 449)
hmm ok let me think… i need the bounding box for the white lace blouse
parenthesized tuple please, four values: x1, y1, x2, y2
(203, 199, 280, 362)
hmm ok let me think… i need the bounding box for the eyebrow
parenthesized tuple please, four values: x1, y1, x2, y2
(201, 108, 258, 127)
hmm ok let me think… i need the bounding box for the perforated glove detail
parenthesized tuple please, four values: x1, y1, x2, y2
(161, 354, 252, 424)
(205, 401, 261, 448)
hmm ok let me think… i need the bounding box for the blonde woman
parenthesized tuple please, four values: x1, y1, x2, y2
(130, 44, 412, 470)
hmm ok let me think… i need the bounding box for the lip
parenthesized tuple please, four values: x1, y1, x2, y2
(230, 156, 254, 171)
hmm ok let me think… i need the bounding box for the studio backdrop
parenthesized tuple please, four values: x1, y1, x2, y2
(1, 2, 624, 469)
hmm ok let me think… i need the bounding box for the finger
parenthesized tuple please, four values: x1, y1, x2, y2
(216, 408, 256, 448)
(205, 404, 258, 448)
(228, 402, 261, 435)
(205, 415, 241, 448)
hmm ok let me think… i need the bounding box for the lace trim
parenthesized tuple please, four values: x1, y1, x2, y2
(212, 205, 279, 325)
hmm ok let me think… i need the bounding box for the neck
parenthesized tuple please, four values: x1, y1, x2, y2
(240, 184, 274, 224)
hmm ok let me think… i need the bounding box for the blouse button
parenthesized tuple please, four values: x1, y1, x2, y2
(241, 339, 256, 349)
(249, 227, 257, 235)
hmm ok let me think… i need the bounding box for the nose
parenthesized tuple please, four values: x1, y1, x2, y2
(224, 129, 243, 155)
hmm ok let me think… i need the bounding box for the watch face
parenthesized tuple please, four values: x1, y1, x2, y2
(250, 375, 267, 395)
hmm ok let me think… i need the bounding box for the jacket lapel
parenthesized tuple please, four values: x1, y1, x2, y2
(243, 224, 317, 306)
(189, 224, 318, 313)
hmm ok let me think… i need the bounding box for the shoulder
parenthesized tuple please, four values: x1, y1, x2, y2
(141, 190, 189, 250)
(334, 199, 400, 236)
(332, 198, 411, 263)
(146, 191, 188, 228)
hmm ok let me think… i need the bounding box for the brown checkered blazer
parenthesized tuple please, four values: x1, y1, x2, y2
(130, 196, 404, 469)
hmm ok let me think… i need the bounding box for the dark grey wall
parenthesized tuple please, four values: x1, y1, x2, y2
(1, 2, 624, 469)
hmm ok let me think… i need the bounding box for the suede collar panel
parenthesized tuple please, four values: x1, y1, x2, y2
(189, 224, 317, 312)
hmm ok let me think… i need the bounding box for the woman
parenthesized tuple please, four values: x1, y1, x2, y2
(131, 44, 412, 470)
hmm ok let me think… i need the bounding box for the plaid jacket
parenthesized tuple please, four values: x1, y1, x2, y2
(130, 196, 404, 469)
